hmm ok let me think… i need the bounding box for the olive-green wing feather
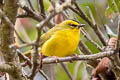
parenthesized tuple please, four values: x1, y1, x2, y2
(40, 25, 62, 46)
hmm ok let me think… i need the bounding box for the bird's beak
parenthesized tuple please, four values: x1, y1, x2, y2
(78, 24, 85, 28)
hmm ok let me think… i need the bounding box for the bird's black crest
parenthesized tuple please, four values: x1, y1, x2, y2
(69, 19, 80, 24)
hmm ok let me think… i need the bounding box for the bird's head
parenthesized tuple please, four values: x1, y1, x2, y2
(59, 20, 85, 29)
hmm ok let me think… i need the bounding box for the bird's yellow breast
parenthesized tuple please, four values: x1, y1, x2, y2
(41, 28, 80, 57)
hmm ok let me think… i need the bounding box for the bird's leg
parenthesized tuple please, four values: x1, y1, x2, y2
(39, 53, 43, 69)
(72, 53, 78, 57)
(72, 53, 79, 59)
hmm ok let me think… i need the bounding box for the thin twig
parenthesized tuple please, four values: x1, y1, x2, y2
(73, 61, 81, 80)
(80, 28, 103, 51)
(36, 0, 72, 37)
(38, 0, 46, 18)
(17, 50, 32, 67)
(36, 12, 56, 31)
(19, 5, 44, 22)
(38, 70, 49, 80)
(79, 40, 92, 55)
(18, 4, 54, 28)
(60, 62, 73, 80)
(0, 9, 14, 27)
(27, 0, 35, 11)
(86, 6, 96, 25)
(14, 30, 27, 43)
(29, 46, 39, 80)
(49, 0, 55, 7)
(79, 40, 98, 68)
(18, 43, 36, 49)
(17, 13, 28, 18)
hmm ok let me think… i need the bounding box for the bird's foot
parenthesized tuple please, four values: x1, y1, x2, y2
(52, 56, 59, 63)
(72, 54, 79, 58)
(69, 54, 78, 63)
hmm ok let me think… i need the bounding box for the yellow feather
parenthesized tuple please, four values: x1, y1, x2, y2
(41, 28, 80, 57)
(40, 20, 84, 57)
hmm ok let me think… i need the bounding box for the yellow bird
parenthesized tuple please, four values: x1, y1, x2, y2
(40, 20, 85, 57)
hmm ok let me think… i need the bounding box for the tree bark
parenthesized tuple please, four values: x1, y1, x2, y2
(0, 0, 23, 79)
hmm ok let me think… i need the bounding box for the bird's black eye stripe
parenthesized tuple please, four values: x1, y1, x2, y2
(69, 24, 78, 27)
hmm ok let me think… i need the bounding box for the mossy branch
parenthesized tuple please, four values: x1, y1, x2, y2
(0, 0, 23, 79)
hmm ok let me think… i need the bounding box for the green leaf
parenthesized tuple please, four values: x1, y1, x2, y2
(44, 0, 50, 12)
(107, 0, 116, 12)
(114, 0, 120, 12)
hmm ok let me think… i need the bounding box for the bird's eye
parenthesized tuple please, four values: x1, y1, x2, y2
(69, 24, 78, 27)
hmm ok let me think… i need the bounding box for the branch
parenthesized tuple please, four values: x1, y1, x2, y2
(19, 5, 44, 22)
(38, 70, 49, 80)
(0, 9, 14, 28)
(79, 40, 92, 55)
(86, 6, 96, 25)
(38, 0, 46, 18)
(42, 50, 114, 64)
(17, 43, 36, 49)
(29, 46, 39, 80)
(60, 63, 73, 80)
(27, 0, 35, 11)
(17, 50, 32, 67)
(18, 4, 54, 28)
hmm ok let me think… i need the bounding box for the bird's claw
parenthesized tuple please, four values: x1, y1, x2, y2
(53, 56, 59, 63)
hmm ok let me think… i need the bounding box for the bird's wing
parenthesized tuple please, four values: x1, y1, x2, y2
(40, 25, 62, 46)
